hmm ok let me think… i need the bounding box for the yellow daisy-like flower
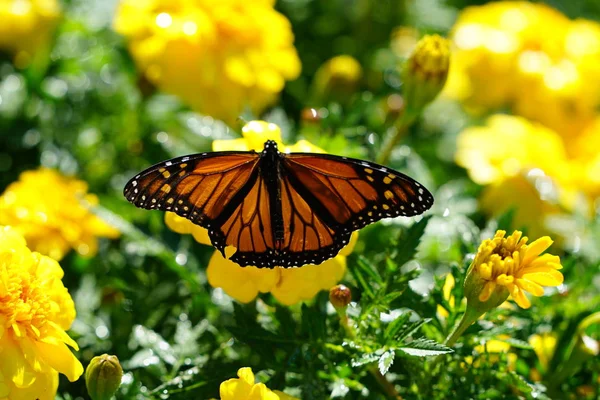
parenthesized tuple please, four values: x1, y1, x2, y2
(165, 120, 358, 305)
(446, 1, 600, 137)
(465, 230, 563, 310)
(0, 0, 61, 68)
(218, 367, 298, 400)
(0, 168, 120, 261)
(0, 226, 83, 400)
(114, 0, 301, 123)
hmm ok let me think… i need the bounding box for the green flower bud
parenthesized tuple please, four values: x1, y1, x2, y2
(85, 354, 123, 400)
(402, 34, 450, 115)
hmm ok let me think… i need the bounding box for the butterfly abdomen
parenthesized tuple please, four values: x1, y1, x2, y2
(261, 141, 286, 247)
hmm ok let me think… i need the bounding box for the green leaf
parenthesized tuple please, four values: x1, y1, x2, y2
(378, 351, 395, 375)
(301, 303, 327, 342)
(395, 318, 431, 342)
(504, 338, 533, 350)
(348, 256, 376, 298)
(351, 353, 380, 367)
(398, 338, 453, 357)
(383, 312, 411, 341)
(393, 216, 432, 268)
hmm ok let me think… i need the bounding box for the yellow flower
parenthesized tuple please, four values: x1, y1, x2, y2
(0, 0, 61, 68)
(455, 115, 568, 186)
(445, 1, 600, 137)
(455, 114, 600, 235)
(311, 55, 363, 105)
(529, 332, 557, 371)
(0, 226, 83, 400)
(219, 367, 298, 400)
(465, 337, 518, 370)
(436, 273, 456, 320)
(0, 168, 120, 261)
(465, 230, 563, 310)
(114, 0, 301, 123)
(165, 121, 358, 304)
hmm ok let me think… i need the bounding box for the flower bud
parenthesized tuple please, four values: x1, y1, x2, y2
(311, 55, 362, 105)
(402, 34, 450, 115)
(329, 284, 352, 310)
(85, 354, 123, 400)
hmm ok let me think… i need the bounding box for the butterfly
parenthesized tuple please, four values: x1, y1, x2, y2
(124, 140, 433, 268)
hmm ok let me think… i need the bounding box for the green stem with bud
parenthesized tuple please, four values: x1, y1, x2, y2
(444, 306, 482, 347)
(377, 113, 416, 166)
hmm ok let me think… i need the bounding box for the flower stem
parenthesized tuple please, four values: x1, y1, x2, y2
(337, 310, 403, 399)
(444, 306, 482, 347)
(377, 113, 416, 165)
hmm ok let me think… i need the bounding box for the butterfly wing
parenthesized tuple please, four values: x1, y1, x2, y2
(123, 152, 261, 230)
(229, 152, 433, 268)
(280, 152, 433, 252)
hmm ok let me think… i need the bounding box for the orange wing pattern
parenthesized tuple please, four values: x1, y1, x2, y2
(124, 152, 260, 228)
(282, 153, 433, 230)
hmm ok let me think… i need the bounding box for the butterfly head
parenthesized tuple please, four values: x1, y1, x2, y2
(262, 140, 280, 154)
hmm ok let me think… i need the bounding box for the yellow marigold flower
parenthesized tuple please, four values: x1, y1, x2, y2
(0, 0, 61, 68)
(311, 55, 363, 105)
(114, 0, 301, 123)
(446, 1, 600, 136)
(165, 120, 358, 304)
(456, 115, 568, 186)
(529, 332, 557, 371)
(219, 367, 298, 400)
(0, 226, 83, 400)
(402, 34, 450, 115)
(465, 230, 563, 310)
(455, 114, 596, 236)
(0, 168, 120, 261)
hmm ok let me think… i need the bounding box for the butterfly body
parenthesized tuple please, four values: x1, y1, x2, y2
(124, 141, 433, 268)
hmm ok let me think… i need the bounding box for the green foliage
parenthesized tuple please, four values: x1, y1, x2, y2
(1, 0, 599, 399)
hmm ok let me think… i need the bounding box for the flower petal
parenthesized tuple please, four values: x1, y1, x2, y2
(521, 270, 564, 286)
(510, 286, 531, 309)
(515, 278, 544, 296)
(522, 237, 553, 265)
(478, 281, 496, 302)
(237, 368, 255, 385)
(206, 251, 279, 303)
(220, 377, 253, 400)
(33, 340, 83, 382)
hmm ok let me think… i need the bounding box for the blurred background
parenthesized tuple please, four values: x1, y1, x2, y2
(1, 0, 600, 399)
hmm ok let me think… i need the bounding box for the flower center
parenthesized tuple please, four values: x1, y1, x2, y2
(0, 253, 51, 338)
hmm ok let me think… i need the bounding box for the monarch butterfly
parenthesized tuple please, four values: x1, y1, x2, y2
(124, 140, 433, 268)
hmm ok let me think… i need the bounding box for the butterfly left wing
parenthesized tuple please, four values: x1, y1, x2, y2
(123, 152, 261, 229)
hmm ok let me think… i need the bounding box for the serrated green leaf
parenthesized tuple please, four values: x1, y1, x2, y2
(393, 216, 432, 268)
(378, 351, 395, 375)
(383, 312, 411, 341)
(351, 353, 380, 367)
(395, 318, 431, 342)
(398, 338, 453, 357)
